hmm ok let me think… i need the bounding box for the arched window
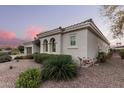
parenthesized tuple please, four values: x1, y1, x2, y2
(43, 39, 48, 52)
(50, 38, 56, 52)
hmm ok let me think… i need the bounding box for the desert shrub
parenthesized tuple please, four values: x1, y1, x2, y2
(119, 49, 124, 59)
(96, 52, 107, 63)
(18, 45, 24, 53)
(0, 52, 8, 56)
(42, 55, 77, 81)
(0, 55, 12, 63)
(33, 53, 44, 63)
(14, 55, 33, 59)
(107, 49, 113, 59)
(9, 66, 13, 69)
(16, 68, 41, 88)
(33, 53, 54, 64)
(11, 48, 20, 55)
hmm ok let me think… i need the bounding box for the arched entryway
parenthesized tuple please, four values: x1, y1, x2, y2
(50, 38, 56, 52)
(43, 39, 48, 52)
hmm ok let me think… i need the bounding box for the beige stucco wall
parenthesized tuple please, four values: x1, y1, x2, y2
(33, 44, 40, 53)
(62, 29, 88, 60)
(87, 29, 109, 60)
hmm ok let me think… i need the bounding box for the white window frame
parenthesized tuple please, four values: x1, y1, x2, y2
(68, 34, 78, 49)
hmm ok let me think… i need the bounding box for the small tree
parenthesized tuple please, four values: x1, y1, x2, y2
(100, 5, 124, 38)
(18, 45, 24, 53)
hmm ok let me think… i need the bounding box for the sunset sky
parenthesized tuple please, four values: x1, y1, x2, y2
(0, 5, 118, 47)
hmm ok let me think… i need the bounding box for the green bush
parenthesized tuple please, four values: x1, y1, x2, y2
(119, 49, 124, 59)
(0, 52, 8, 56)
(16, 68, 41, 88)
(42, 55, 77, 81)
(18, 45, 24, 53)
(33, 53, 55, 64)
(96, 52, 107, 63)
(106, 49, 113, 59)
(33, 53, 45, 63)
(33, 53, 72, 65)
(0, 55, 12, 63)
(11, 48, 20, 55)
(14, 55, 33, 59)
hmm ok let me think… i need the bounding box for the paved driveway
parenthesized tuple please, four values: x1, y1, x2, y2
(0, 60, 41, 88)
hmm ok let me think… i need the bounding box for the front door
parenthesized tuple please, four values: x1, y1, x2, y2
(27, 47, 32, 55)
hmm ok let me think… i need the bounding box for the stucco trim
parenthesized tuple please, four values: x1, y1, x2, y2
(24, 19, 109, 46)
(23, 41, 33, 45)
(87, 23, 110, 45)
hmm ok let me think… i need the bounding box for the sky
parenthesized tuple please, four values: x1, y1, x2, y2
(0, 5, 117, 47)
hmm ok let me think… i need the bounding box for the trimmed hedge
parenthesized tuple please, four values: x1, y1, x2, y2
(33, 53, 48, 63)
(33, 53, 59, 64)
(0, 55, 12, 63)
(107, 49, 113, 59)
(14, 55, 33, 59)
(16, 68, 41, 88)
(33, 53, 72, 65)
(41, 54, 78, 81)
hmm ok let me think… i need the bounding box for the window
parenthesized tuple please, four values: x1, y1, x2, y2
(43, 39, 48, 52)
(70, 36, 76, 46)
(50, 38, 56, 52)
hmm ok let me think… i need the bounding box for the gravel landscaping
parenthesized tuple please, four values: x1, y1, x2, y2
(1, 53, 124, 88)
(42, 54, 124, 88)
(0, 60, 41, 88)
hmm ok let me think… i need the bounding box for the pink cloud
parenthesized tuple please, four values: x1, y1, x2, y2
(0, 30, 16, 40)
(25, 26, 42, 40)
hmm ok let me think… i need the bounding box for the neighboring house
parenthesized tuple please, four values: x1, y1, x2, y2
(113, 45, 124, 50)
(23, 19, 110, 61)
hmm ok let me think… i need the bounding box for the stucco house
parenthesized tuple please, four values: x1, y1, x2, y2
(113, 45, 124, 50)
(23, 19, 110, 61)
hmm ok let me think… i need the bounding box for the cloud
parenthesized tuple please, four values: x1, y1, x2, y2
(0, 27, 42, 48)
(25, 26, 42, 40)
(0, 29, 25, 48)
(0, 29, 16, 40)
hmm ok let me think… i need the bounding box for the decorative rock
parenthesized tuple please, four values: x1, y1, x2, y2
(0, 60, 41, 88)
(9, 66, 13, 69)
